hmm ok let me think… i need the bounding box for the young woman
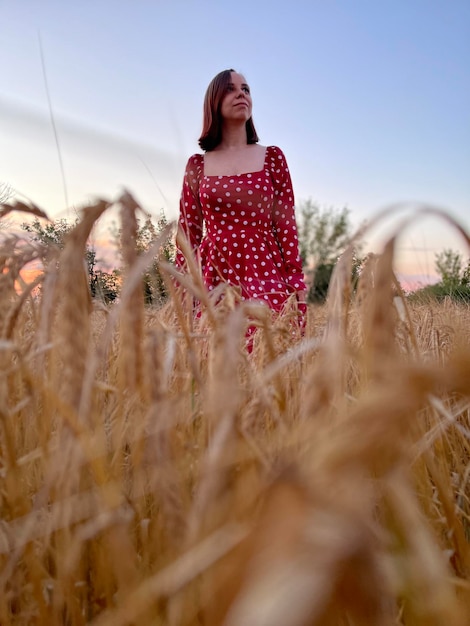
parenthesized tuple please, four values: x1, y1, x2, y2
(176, 68, 306, 320)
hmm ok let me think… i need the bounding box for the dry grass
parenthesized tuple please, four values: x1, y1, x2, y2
(0, 195, 469, 625)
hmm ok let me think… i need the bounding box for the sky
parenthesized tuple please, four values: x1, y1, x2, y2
(1, 0, 469, 283)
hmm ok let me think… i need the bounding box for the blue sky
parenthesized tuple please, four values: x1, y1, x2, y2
(1, 1, 469, 280)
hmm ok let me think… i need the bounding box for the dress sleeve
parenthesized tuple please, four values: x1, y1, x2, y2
(176, 154, 204, 270)
(268, 146, 306, 293)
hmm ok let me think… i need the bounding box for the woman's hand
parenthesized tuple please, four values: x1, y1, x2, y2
(295, 290, 307, 333)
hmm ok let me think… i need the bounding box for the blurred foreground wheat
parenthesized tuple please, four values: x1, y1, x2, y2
(0, 195, 469, 625)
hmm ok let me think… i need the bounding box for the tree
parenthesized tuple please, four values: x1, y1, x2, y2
(435, 249, 464, 290)
(462, 258, 470, 288)
(21, 217, 120, 303)
(90, 269, 121, 303)
(113, 210, 175, 306)
(410, 248, 470, 303)
(433, 248, 470, 301)
(23, 217, 72, 253)
(298, 199, 351, 267)
(297, 199, 358, 302)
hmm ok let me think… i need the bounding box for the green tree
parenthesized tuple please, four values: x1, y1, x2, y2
(137, 212, 174, 305)
(90, 269, 121, 303)
(21, 217, 120, 303)
(22, 217, 72, 251)
(462, 258, 470, 288)
(410, 248, 470, 303)
(297, 199, 358, 302)
(114, 210, 175, 306)
(435, 248, 464, 290)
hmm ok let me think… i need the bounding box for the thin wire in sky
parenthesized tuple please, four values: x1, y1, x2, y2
(38, 31, 69, 210)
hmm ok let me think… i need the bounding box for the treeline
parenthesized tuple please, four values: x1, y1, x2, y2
(14, 200, 470, 305)
(409, 248, 470, 303)
(21, 212, 174, 304)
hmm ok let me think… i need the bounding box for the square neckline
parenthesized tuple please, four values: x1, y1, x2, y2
(202, 146, 269, 179)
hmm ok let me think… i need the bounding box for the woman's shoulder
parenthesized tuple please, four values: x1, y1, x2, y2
(186, 153, 204, 170)
(265, 146, 289, 171)
(183, 153, 204, 192)
(265, 145, 287, 161)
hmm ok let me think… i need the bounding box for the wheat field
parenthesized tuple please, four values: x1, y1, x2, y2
(0, 195, 469, 625)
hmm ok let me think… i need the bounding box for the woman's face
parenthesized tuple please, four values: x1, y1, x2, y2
(220, 72, 252, 122)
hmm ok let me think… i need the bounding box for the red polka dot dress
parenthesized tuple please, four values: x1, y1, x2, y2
(176, 146, 306, 317)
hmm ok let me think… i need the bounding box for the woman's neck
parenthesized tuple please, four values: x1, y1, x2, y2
(218, 122, 248, 150)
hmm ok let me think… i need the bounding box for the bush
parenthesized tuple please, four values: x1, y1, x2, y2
(409, 282, 470, 303)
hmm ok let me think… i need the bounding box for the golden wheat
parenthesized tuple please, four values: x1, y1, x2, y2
(0, 198, 468, 625)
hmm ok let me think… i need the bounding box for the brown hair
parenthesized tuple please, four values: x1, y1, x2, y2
(198, 69, 259, 152)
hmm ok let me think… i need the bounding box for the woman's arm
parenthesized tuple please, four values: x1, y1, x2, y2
(268, 146, 306, 298)
(176, 154, 204, 269)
